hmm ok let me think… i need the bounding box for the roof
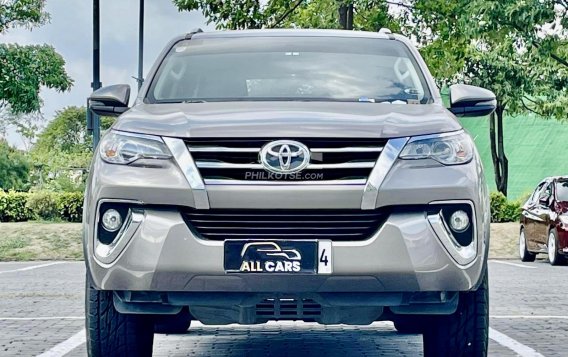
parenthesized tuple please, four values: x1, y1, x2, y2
(191, 29, 394, 40)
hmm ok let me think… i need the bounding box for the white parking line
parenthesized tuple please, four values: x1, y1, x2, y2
(0, 316, 83, 321)
(0, 262, 66, 274)
(491, 315, 568, 319)
(489, 327, 545, 357)
(36, 329, 86, 357)
(489, 260, 537, 269)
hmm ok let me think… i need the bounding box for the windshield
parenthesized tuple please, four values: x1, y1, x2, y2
(147, 36, 432, 104)
(557, 180, 568, 202)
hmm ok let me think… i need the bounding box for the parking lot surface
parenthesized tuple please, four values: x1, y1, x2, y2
(0, 259, 566, 356)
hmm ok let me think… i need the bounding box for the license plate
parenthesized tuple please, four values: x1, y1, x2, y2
(224, 240, 332, 274)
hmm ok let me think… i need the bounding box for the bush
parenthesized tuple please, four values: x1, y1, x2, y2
(490, 192, 522, 223)
(26, 191, 59, 220)
(56, 192, 84, 222)
(0, 191, 33, 222)
(0, 190, 83, 222)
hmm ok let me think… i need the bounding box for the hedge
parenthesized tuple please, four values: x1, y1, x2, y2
(490, 192, 523, 223)
(0, 191, 83, 222)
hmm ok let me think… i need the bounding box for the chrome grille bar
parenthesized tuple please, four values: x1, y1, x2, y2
(196, 162, 375, 169)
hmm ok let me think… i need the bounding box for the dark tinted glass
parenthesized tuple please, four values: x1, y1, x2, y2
(148, 36, 432, 104)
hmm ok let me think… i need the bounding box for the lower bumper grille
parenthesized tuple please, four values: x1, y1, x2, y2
(182, 209, 389, 241)
(256, 298, 321, 320)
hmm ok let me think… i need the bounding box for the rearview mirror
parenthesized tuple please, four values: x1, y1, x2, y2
(88, 84, 131, 117)
(448, 84, 496, 117)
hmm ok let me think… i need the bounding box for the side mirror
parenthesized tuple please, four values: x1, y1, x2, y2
(539, 195, 550, 206)
(448, 84, 496, 117)
(88, 84, 131, 117)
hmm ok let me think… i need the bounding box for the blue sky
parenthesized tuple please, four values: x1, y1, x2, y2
(1, 0, 209, 148)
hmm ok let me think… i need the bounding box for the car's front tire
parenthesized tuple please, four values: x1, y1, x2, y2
(86, 275, 154, 357)
(519, 228, 536, 262)
(422, 269, 489, 357)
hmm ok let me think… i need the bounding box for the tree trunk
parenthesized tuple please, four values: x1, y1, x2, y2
(346, 4, 354, 30)
(338, 3, 348, 29)
(489, 105, 508, 196)
(496, 106, 508, 196)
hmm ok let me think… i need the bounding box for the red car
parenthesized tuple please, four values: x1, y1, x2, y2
(520, 176, 568, 265)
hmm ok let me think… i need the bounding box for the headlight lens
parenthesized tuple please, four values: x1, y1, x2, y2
(560, 214, 568, 225)
(99, 131, 172, 165)
(399, 132, 474, 165)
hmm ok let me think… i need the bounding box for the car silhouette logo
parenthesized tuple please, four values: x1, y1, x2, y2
(260, 140, 310, 174)
(241, 242, 302, 261)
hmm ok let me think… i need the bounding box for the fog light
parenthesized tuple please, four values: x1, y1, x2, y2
(449, 210, 469, 232)
(101, 209, 122, 232)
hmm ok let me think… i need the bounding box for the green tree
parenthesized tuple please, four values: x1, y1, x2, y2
(0, 139, 30, 191)
(0, 0, 73, 115)
(30, 107, 113, 191)
(398, 0, 568, 195)
(172, 0, 399, 30)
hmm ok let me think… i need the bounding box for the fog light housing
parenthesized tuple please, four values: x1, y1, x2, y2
(449, 210, 469, 232)
(101, 209, 122, 232)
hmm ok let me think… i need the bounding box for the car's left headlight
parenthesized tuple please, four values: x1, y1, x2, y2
(399, 132, 474, 165)
(99, 130, 172, 165)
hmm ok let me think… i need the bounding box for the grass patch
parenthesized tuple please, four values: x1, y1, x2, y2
(0, 221, 82, 261)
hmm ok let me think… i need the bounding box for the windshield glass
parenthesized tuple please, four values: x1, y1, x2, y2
(147, 36, 432, 103)
(557, 180, 568, 202)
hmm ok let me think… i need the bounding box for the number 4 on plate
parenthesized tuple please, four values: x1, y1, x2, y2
(318, 241, 332, 274)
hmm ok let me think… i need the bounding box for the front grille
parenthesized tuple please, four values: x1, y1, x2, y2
(186, 138, 386, 182)
(256, 298, 321, 320)
(182, 209, 389, 241)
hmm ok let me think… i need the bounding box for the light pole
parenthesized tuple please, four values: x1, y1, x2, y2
(89, 0, 145, 150)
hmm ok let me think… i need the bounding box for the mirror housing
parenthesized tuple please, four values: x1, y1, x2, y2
(448, 84, 497, 117)
(88, 84, 131, 117)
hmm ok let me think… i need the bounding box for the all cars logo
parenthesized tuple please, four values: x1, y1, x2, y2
(239, 242, 301, 272)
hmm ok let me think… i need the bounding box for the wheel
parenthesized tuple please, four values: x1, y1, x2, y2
(519, 228, 536, 262)
(85, 274, 154, 357)
(423, 268, 489, 357)
(393, 317, 423, 334)
(154, 306, 192, 334)
(548, 230, 566, 266)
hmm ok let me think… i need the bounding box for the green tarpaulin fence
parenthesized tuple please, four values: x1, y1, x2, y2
(460, 114, 568, 199)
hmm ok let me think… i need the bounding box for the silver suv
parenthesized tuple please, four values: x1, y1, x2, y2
(84, 29, 495, 357)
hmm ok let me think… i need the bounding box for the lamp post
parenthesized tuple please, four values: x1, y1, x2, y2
(89, 0, 145, 150)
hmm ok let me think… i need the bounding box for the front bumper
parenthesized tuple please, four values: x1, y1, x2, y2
(87, 206, 486, 293)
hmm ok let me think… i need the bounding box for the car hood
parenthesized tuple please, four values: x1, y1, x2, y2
(113, 102, 462, 139)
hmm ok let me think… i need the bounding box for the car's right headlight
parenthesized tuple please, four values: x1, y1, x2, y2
(99, 130, 172, 165)
(399, 132, 474, 165)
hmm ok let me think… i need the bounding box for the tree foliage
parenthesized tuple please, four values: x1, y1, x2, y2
(0, 139, 30, 191)
(0, 0, 73, 114)
(31, 107, 114, 191)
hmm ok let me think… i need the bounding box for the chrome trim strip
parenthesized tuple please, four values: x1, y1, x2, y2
(360, 137, 409, 209)
(311, 147, 383, 153)
(308, 162, 375, 169)
(94, 209, 144, 265)
(163, 137, 210, 209)
(196, 162, 375, 169)
(197, 162, 263, 169)
(204, 179, 366, 185)
(406, 130, 465, 143)
(188, 146, 260, 152)
(426, 200, 477, 266)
